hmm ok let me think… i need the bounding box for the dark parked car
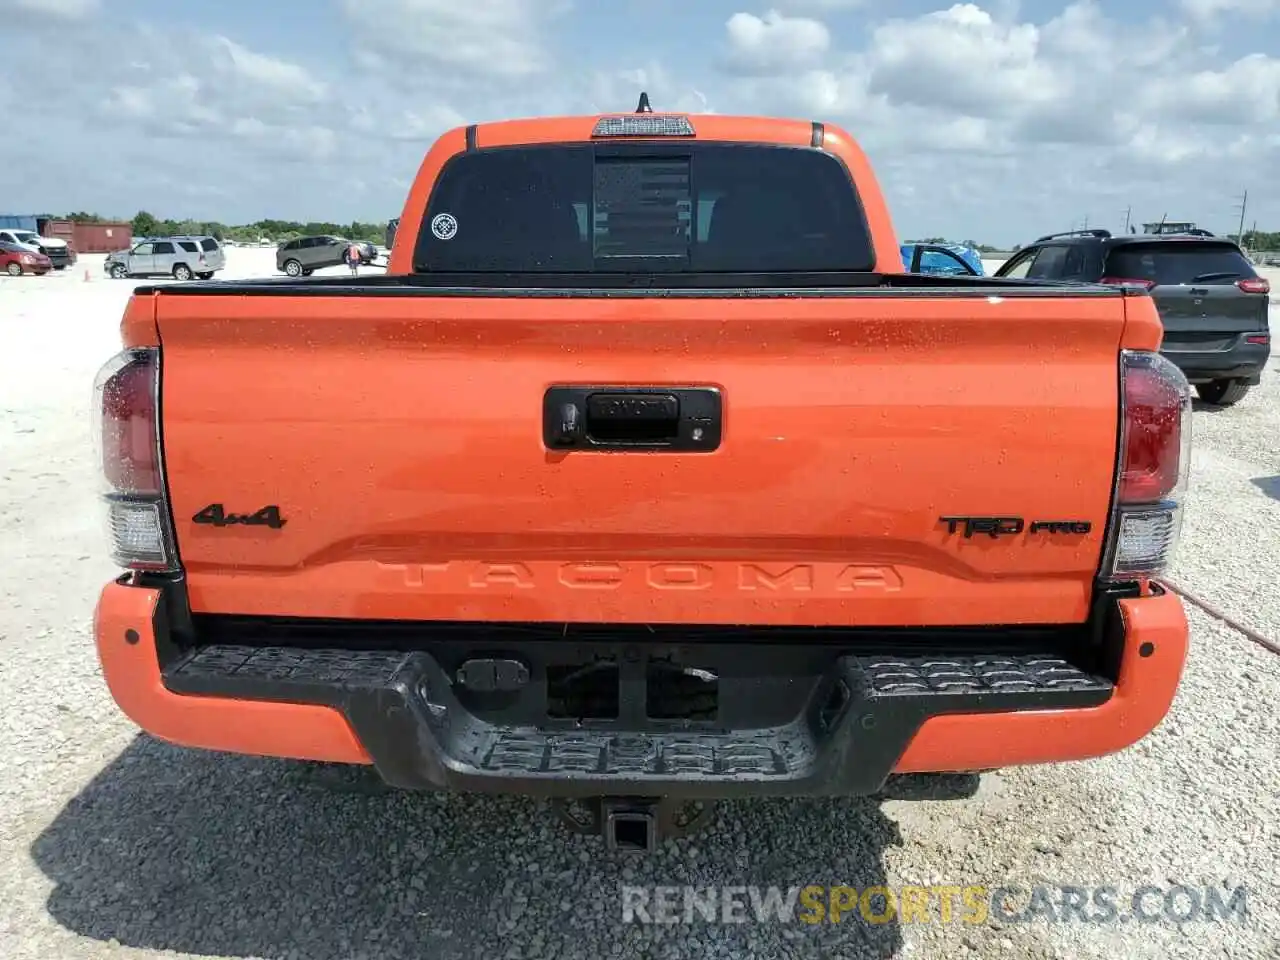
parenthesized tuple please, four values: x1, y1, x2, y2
(276, 235, 374, 276)
(386, 217, 399, 251)
(995, 229, 1271, 406)
(276, 235, 344, 276)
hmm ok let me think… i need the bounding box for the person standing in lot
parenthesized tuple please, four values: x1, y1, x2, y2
(345, 241, 362, 276)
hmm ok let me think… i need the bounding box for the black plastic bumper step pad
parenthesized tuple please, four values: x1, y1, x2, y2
(163, 644, 1113, 795)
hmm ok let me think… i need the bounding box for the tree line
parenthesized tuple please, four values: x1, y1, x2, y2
(1242, 230, 1280, 250)
(58, 211, 388, 244)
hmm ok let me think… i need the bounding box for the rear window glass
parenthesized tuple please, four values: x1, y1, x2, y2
(1105, 243, 1257, 285)
(200, 238, 219, 251)
(178, 241, 199, 253)
(414, 144, 874, 274)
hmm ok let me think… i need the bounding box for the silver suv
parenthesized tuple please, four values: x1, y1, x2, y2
(105, 235, 225, 280)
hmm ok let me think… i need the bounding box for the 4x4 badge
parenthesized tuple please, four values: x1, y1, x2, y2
(192, 503, 286, 529)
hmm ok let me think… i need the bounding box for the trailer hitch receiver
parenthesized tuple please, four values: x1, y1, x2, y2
(551, 796, 717, 851)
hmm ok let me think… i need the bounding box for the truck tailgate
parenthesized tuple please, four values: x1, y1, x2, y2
(154, 289, 1126, 627)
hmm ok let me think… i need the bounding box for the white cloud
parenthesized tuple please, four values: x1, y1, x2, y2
(0, 0, 99, 21)
(866, 4, 1056, 115)
(82, 26, 334, 153)
(722, 11, 831, 75)
(770, 0, 867, 8)
(1180, 0, 1280, 19)
(588, 63, 714, 115)
(339, 0, 562, 82)
(1138, 53, 1280, 125)
(207, 36, 327, 104)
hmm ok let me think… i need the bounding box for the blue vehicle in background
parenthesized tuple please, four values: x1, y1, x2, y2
(900, 241, 985, 276)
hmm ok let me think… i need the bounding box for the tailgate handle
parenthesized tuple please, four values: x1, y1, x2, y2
(587, 393, 679, 442)
(544, 386, 722, 452)
(1189, 287, 1209, 295)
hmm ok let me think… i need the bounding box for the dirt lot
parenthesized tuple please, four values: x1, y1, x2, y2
(1, 249, 1277, 959)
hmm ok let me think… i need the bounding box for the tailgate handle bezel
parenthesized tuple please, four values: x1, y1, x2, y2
(544, 386, 722, 452)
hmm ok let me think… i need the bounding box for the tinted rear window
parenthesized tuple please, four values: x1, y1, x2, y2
(414, 144, 874, 274)
(200, 238, 219, 251)
(1105, 242, 1257, 285)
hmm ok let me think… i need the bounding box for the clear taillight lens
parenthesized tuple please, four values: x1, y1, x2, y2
(92, 348, 178, 572)
(1109, 508, 1182, 575)
(1102, 350, 1192, 581)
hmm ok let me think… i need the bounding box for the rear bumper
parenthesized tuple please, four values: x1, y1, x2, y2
(1162, 338, 1270, 384)
(93, 578, 1188, 797)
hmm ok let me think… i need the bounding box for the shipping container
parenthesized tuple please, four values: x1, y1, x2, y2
(1, 215, 80, 245)
(38, 218, 75, 244)
(71, 221, 133, 253)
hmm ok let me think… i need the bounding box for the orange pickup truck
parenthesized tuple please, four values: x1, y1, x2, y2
(92, 100, 1191, 851)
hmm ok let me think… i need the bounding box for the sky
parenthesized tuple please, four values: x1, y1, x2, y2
(2, 0, 1278, 247)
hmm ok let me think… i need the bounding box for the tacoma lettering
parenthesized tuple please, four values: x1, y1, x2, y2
(469, 563, 534, 588)
(738, 564, 815, 592)
(647, 563, 714, 590)
(380, 561, 902, 593)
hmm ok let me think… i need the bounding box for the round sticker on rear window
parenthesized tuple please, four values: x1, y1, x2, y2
(430, 213, 457, 241)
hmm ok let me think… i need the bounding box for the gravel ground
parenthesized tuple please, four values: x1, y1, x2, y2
(1, 251, 1278, 959)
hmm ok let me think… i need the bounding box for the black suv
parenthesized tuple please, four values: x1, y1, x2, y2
(995, 229, 1272, 406)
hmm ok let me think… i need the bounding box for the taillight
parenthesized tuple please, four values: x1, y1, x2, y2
(1237, 277, 1270, 295)
(1246, 334, 1269, 345)
(1101, 351, 1191, 581)
(1100, 276, 1156, 290)
(92, 348, 178, 572)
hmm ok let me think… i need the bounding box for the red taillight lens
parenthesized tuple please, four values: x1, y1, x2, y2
(1246, 334, 1270, 345)
(1118, 353, 1189, 503)
(1102, 351, 1192, 582)
(1101, 276, 1156, 290)
(93, 347, 177, 572)
(1237, 277, 1270, 295)
(98, 350, 161, 496)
